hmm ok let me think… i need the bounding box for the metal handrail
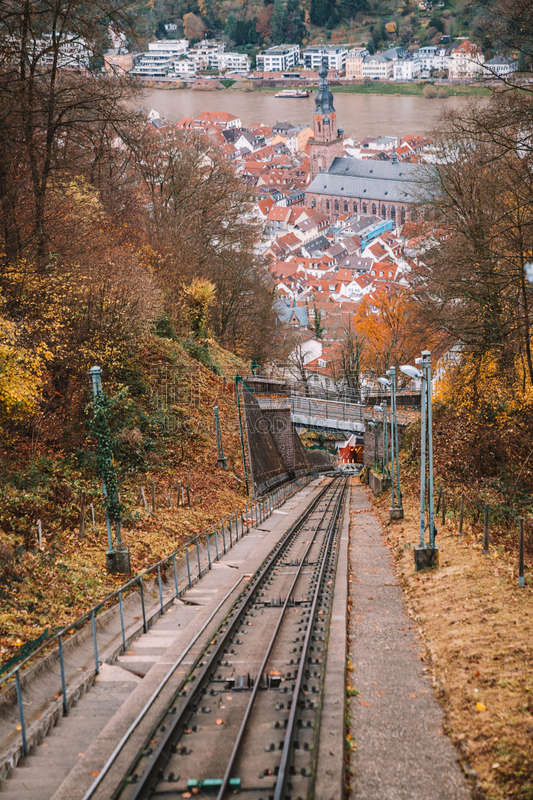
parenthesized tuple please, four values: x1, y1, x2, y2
(1, 470, 324, 762)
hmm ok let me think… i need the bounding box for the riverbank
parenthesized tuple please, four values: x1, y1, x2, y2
(138, 78, 492, 98)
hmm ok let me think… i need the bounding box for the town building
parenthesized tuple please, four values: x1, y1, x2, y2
(393, 55, 421, 81)
(130, 40, 189, 78)
(482, 55, 518, 78)
(256, 45, 300, 72)
(345, 48, 369, 79)
(36, 33, 92, 69)
(448, 40, 484, 81)
(308, 59, 344, 180)
(303, 45, 348, 73)
(361, 53, 394, 80)
(104, 50, 134, 75)
(306, 154, 419, 226)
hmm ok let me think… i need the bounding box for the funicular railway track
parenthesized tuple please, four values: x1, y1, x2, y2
(87, 476, 348, 800)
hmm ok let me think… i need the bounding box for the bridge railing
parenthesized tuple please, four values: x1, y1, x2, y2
(257, 396, 417, 427)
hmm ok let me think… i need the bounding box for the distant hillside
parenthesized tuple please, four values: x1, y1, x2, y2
(128, 0, 495, 60)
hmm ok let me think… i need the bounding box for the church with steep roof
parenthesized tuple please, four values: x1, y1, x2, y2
(306, 60, 421, 226)
(308, 59, 344, 180)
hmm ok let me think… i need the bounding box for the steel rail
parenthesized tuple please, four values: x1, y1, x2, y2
(274, 478, 346, 800)
(81, 574, 251, 800)
(120, 477, 340, 800)
(215, 478, 346, 800)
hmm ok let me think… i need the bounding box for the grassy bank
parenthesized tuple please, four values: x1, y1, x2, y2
(254, 82, 491, 98)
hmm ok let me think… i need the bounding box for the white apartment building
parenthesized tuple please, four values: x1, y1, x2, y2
(131, 40, 189, 77)
(213, 52, 250, 73)
(448, 40, 484, 81)
(37, 33, 92, 69)
(189, 39, 225, 69)
(415, 45, 449, 74)
(172, 59, 198, 76)
(393, 55, 421, 80)
(303, 44, 347, 72)
(362, 53, 394, 80)
(482, 55, 518, 78)
(256, 44, 300, 72)
(345, 48, 368, 79)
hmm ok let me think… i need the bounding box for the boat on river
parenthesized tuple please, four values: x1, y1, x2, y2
(274, 89, 310, 98)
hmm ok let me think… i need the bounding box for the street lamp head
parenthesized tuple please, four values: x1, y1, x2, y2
(400, 364, 422, 380)
(377, 377, 391, 387)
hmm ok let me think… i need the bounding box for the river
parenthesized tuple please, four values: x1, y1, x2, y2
(141, 88, 483, 140)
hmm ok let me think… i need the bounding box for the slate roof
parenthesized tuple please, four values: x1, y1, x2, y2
(306, 157, 420, 204)
(275, 298, 308, 327)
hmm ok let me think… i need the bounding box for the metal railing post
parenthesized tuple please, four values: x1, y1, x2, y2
(196, 537, 201, 578)
(186, 547, 192, 588)
(91, 610, 100, 674)
(139, 577, 147, 633)
(15, 671, 28, 757)
(157, 565, 164, 615)
(118, 590, 126, 651)
(58, 635, 68, 715)
(173, 554, 179, 597)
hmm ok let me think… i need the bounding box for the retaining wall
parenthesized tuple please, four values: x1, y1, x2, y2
(240, 386, 333, 495)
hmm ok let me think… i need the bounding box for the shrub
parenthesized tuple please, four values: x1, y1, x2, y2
(423, 84, 438, 98)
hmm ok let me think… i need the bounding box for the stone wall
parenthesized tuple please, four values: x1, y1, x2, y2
(240, 386, 334, 495)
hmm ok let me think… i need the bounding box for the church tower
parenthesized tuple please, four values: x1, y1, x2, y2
(309, 58, 344, 180)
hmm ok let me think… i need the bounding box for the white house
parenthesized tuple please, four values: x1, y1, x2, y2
(448, 40, 484, 81)
(256, 44, 300, 72)
(393, 55, 421, 81)
(362, 53, 394, 80)
(37, 32, 92, 69)
(303, 45, 348, 73)
(482, 55, 518, 78)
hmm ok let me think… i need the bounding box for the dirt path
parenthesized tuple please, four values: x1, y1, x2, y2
(347, 483, 472, 799)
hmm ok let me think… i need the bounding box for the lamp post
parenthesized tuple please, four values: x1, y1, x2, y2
(381, 401, 389, 479)
(89, 366, 130, 575)
(368, 420, 378, 472)
(380, 371, 403, 521)
(400, 351, 437, 571)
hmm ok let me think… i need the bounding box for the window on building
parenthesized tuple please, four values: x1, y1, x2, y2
(362, 203, 367, 214)
(400, 207, 405, 225)
(311, 198, 316, 208)
(391, 206, 396, 222)
(380, 270, 384, 276)
(334, 200, 339, 212)
(344, 201, 348, 212)
(326, 199, 330, 210)
(382, 205, 386, 219)
(411, 208, 418, 222)
(371, 204, 376, 215)
(353, 201, 357, 213)
(389, 271, 393, 278)
(318, 122, 321, 133)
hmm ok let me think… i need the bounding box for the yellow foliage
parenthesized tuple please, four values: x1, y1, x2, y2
(385, 21, 397, 33)
(0, 300, 47, 422)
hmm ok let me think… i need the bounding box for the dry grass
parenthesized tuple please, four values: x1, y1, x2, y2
(373, 486, 533, 800)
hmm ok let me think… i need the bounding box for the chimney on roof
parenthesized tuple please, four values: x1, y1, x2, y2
(391, 144, 398, 164)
